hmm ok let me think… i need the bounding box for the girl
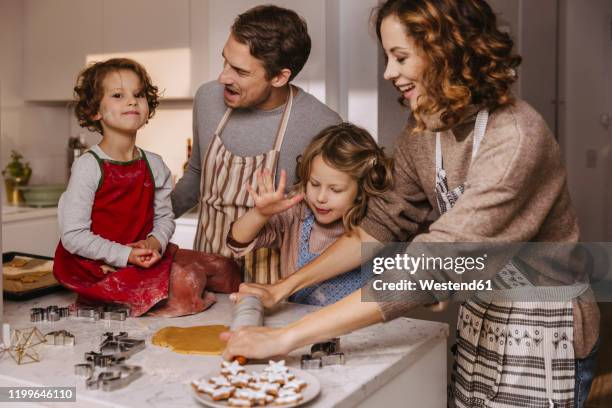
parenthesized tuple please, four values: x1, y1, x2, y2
(224, 1, 600, 407)
(226, 123, 392, 306)
(53, 58, 240, 317)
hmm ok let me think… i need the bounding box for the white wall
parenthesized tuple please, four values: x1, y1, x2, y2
(560, 0, 612, 241)
(207, 0, 328, 104)
(0, 0, 71, 188)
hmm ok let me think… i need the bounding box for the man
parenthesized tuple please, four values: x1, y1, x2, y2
(172, 5, 342, 283)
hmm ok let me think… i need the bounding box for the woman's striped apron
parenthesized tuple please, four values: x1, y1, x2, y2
(194, 88, 294, 284)
(436, 111, 576, 408)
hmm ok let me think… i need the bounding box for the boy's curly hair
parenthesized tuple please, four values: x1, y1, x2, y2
(73, 58, 159, 134)
(374, 0, 522, 131)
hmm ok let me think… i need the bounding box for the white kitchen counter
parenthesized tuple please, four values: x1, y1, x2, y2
(0, 291, 448, 407)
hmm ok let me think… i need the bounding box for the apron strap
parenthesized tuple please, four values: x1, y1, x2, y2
(272, 86, 294, 152)
(435, 132, 443, 170)
(214, 108, 233, 136)
(434, 109, 489, 172)
(471, 110, 489, 161)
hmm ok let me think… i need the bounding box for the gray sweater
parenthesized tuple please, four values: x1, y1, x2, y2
(58, 145, 175, 268)
(172, 81, 342, 217)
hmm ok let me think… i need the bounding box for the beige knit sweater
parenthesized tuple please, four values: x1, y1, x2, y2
(360, 99, 600, 358)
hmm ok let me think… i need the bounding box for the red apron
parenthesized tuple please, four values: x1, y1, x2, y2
(53, 150, 172, 316)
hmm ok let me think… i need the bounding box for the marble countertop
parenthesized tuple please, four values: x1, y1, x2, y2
(1, 205, 57, 223)
(0, 291, 448, 408)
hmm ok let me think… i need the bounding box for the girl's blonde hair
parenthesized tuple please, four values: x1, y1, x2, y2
(294, 123, 393, 231)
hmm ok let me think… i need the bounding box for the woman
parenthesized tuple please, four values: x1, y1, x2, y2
(221, 1, 600, 406)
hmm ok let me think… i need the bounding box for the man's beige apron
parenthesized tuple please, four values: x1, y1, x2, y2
(194, 88, 294, 283)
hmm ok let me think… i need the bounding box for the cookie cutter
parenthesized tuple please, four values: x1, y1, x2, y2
(30, 308, 45, 322)
(84, 351, 126, 368)
(45, 330, 75, 346)
(300, 338, 345, 369)
(75, 362, 94, 377)
(76, 332, 144, 391)
(74, 307, 101, 321)
(85, 365, 143, 391)
(99, 332, 145, 359)
(46, 306, 60, 322)
(30, 306, 71, 322)
(72, 305, 130, 321)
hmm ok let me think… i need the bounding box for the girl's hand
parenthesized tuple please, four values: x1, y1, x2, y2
(220, 326, 292, 361)
(128, 247, 161, 268)
(248, 169, 303, 218)
(230, 282, 287, 309)
(127, 236, 161, 252)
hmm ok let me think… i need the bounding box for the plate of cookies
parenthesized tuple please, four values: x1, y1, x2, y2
(192, 360, 320, 407)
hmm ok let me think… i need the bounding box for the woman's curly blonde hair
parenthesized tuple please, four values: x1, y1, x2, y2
(73, 58, 159, 134)
(375, 0, 522, 131)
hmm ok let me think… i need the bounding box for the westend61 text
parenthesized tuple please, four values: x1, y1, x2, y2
(372, 279, 493, 291)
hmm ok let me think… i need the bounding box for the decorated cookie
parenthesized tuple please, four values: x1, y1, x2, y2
(283, 378, 307, 392)
(221, 360, 246, 377)
(208, 375, 232, 388)
(274, 391, 303, 405)
(234, 388, 274, 405)
(260, 371, 287, 385)
(191, 380, 217, 396)
(228, 397, 254, 407)
(265, 360, 289, 374)
(229, 372, 253, 387)
(209, 385, 235, 401)
(249, 380, 281, 396)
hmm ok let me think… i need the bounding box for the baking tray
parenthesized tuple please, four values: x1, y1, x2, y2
(2, 251, 65, 301)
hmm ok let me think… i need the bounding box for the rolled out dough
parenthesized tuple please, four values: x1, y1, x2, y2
(152, 325, 228, 355)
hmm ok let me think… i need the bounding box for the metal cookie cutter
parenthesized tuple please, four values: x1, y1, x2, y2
(86, 365, 143, 391)
(74, 307, 101, 321)
(99, 332, 144, 360)
(75, 363, 94, 378)
(101, 306, 129, 321)
(45, 330, 75, 346)
(84, 351, 126, 368)
(30, 308, 45, 322)
(46, 306, 60, 322)
(300, 338, 345, 369)
(72, 305, 130, 321)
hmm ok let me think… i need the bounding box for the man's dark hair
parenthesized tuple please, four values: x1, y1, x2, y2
(231, 5, 311, 82)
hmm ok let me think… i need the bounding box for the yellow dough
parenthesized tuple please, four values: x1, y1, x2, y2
(151, 325, 229, 355)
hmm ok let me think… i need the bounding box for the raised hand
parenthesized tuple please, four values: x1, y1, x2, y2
(248, 169, 303, 218)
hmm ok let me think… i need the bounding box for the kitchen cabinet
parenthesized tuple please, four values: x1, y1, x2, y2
(23, 0, 103, 101)
(170, 212, 198, 249)
(2, 206, 59, 257)
(24, 0, 192, 101)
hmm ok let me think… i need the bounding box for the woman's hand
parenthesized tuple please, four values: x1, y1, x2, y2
(248, 169, 303, 218)
(220, 326, 292, 361)
(230, 282, 287, 309)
